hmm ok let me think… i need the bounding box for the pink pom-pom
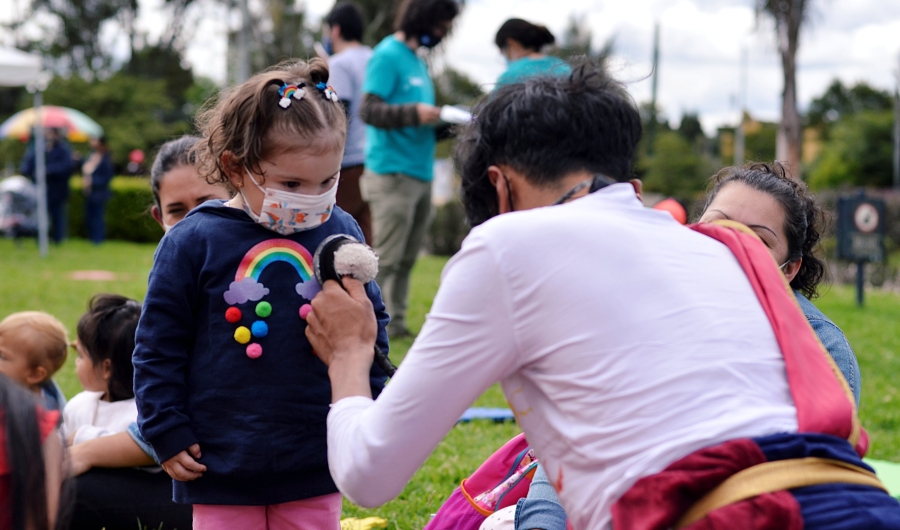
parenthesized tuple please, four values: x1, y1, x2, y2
(299, 304, 312, 320)
(246, 343, 263, 359)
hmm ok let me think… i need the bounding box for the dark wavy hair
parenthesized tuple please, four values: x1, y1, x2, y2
(77, 294, 142, 402)
(394, 0, 460, 37)
(494, 18, 556, 51)
(702, 162, 826, 299)
(453, 59, 642, 226)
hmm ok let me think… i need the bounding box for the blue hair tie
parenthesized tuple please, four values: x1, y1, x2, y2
(315, 82, 339, 103)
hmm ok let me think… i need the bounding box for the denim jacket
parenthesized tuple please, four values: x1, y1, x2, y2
(794, 291, 861, 408)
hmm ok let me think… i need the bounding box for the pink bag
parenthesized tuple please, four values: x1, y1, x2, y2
(424, 433, 538, 530)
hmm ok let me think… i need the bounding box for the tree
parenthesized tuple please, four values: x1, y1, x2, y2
(434, 67, 484, 107)
(807, 80, 893, 133)
(640, 131, 713, 203)
(353, 0, 400, 46)
(256, 0, 316, 67)
(808, 111, 895, 190)
(14, 0, 139, 78)
(41, 74, 190, 168)
(757, 0, 810, 178)
(550, 14, 614, 64)
(677, 113, 705, 144)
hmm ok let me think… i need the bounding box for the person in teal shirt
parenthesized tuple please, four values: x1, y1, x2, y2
(495, 18, 571, 87)
(358, 0, 460, 338)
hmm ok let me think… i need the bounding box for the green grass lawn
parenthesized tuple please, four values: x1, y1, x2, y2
(2, 238, 899, 527)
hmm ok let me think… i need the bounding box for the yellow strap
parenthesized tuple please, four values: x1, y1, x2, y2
(675, 457, 887, 528)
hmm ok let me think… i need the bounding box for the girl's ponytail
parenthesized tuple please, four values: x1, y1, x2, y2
(308, 58, 330, 86)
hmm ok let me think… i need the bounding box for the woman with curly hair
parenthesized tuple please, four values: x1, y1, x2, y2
(698, 162, 861, 406)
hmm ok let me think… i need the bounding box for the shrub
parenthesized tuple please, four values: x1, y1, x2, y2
(808, 111, 895, 190)
(69, 176, 163, 243)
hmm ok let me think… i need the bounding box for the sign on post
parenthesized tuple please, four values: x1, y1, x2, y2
(836, 192, 886, 306)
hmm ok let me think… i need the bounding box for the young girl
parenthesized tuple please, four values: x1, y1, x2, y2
(63, 294, 141, 444)
(133, 59, 390, 529)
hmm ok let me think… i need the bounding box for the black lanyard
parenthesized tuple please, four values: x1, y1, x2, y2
(552, 174, 618, 206)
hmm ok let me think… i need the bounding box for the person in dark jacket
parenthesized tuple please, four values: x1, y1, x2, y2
(82, 136, 114, 244)
(20, 128, 74, 244)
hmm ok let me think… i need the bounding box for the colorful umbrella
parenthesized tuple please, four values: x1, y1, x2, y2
(0, 105, 103, 143)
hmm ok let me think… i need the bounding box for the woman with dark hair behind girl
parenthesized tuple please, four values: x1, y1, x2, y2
(698, 162, 861, 406)
(494, 18, 571, 87)
(150, 135, 231, 231)
(0, 372, 67, 530)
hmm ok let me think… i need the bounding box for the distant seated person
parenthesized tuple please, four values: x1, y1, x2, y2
(494, 18, 571, 87)
(0, 311, 68, 412)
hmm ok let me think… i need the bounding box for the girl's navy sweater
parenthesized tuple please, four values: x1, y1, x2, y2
(133, 201, 389, 505)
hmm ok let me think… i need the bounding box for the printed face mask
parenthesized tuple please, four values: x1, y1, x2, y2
(241, 169, 339, 235)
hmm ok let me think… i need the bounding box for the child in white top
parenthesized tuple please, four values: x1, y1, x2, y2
(63, 294, 141, 444)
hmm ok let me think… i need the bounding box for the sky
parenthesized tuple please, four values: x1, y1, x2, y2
(2, 0, 899, 134)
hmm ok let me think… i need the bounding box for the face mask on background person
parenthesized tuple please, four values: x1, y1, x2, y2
(419, 32, 443, 49)
(240, 169, 339, 235)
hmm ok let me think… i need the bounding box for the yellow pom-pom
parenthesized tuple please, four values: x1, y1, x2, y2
(234, 326, 251, 344)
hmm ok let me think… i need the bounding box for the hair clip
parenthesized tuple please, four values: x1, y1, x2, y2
(315, 82, 339, 103)
(278, 83, 307, 108)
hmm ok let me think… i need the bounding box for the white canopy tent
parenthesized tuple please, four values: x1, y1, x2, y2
(1, 46, 51, 256)
(0, 47, 42, 87)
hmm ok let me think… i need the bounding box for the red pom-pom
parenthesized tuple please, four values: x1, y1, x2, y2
(225, 307, 242, 323)
(299, 304, 312, 320)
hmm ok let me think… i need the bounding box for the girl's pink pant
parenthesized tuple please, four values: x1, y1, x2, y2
(192, 492, 342, 530)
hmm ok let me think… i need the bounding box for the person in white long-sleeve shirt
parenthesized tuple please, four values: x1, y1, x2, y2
(304, 64, 803, 529)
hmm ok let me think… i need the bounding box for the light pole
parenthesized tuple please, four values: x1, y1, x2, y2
(26, 73, 51, 257)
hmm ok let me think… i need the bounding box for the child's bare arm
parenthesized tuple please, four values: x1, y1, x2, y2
(68, 432, 156, 476)
(161, 443, 206, 481)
